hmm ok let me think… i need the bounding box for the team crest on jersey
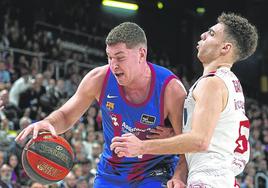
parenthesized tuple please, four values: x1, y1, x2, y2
(106, 101, 114, 111)
(140, 114, 156, 125)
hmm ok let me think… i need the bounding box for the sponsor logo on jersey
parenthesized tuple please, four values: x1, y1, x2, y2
(111, 114, 119, 126)
(107, 94, 118, 99)
(140, 114, 156, 125)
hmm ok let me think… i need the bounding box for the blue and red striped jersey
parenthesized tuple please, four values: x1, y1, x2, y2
(98, 63, 179, 182)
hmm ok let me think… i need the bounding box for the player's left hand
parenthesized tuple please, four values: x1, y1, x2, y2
(167, 178, 186, 188)
(147, 126, 175, 139)
(110, 133, 142, 157)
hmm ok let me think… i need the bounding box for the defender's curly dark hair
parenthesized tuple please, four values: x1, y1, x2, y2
(218, 12, 258, 61)
(106, 22, 147, 49)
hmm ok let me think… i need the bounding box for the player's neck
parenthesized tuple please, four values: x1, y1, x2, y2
(203, 61, 232, 75)
(123, 64, 151, 103)
(126, 63, 151, 90)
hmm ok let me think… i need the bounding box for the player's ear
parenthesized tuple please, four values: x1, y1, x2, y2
(221, 42, 232, 55)
(139, 47, 147, 62)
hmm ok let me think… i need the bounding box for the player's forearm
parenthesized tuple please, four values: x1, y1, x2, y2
(173, 155, 188, 182)
(141, 132, 208, 155)
(44, 110, 72, 134)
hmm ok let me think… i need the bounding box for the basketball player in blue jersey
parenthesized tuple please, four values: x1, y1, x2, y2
(111, 13, 258, 188)
(16, 22, 188, 187)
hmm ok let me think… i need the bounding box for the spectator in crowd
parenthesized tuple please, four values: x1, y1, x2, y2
(4, 54, 15, 81)
(85, 106, 98, 131)
(82, 131, 95, 161)
(7, 153, 20, 185)
(0, 60, 11, 90)
(0, 89, 21, 130)
(64, 73, 81, 98)
(59, 171, 77, 188)
(9, 64, 32, 107)
(0, 150, 5, 167)
(0, 164, 17, 188)
(240, 175, 254, 188)
(72, 164, 83, 178)
(29, 181, 47, 188)
(19, 74, 46, 120)
(72, 140, 87, 163)
(0, 109, 17, 153)
(76, 177, 89, 188)
(80, 159, 94, 182)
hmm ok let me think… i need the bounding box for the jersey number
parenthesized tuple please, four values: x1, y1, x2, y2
(234, 120, 250, 154)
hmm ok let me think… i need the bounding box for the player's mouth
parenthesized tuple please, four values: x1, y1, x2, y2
(115, 73, 124, 78)
(196, 42, 200, 50)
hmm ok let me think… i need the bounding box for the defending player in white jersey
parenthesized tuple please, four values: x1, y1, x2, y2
(110, 12, 258, 188)
(182, 67, 250, 187)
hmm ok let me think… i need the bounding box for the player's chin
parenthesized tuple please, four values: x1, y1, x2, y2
(116, 79, 127, 86)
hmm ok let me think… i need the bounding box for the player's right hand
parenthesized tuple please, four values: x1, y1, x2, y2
(15, 120, 57, 143)
(167, 179, 186, 188)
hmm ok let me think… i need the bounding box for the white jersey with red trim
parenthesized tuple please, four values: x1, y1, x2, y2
(183, 67, 250, 187)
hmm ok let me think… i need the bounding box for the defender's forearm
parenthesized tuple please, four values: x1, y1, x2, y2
(142, 132, 208, 155)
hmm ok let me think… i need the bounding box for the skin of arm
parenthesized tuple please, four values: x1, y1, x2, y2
(164, 79, 188, 184)
(44, 66, 107, 134)
(164, 79, 187, 135)
(111, 76, 227, 156)
(167, 155, 188, 188)
(15, 65, 108, 141)
(146, 79, 186, 139)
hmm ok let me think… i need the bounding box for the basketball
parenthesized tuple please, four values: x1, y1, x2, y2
(22, 132, 74, 185)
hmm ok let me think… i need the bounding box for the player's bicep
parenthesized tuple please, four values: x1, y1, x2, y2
(191, 77, 223, 139)
(165, 79, 187, 135)
(58, 66, 107, 125)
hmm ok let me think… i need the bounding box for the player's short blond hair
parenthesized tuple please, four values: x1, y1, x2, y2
(106, 22, 147, 49)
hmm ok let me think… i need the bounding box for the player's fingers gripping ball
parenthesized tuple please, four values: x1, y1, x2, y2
(22, 132, 74, 185)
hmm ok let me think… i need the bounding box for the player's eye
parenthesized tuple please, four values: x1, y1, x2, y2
(208, 29, 215, 36)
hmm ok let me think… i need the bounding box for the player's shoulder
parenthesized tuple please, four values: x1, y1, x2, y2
(78, 65, 109, 97)
(194, 75, 226, 98)
(84, 65, 109, 82)
(199, 74, 224, 88)
(79, 65, 109, 89)
(165, 78, 187, 99)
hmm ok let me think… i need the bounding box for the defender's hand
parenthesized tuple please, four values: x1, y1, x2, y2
(167, 179, 186, 188)
(110, 133, 143, 158)
(147, 126, 175, 139)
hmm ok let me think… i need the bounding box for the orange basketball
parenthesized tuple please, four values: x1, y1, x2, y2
(22, 132, 74, 185)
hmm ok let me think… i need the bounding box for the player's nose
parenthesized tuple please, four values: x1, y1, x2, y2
(109, 60, 119, 71)
(200, 32, 207, 40)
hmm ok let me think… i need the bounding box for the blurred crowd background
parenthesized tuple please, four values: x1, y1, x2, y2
(0, 0, 268, 187)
